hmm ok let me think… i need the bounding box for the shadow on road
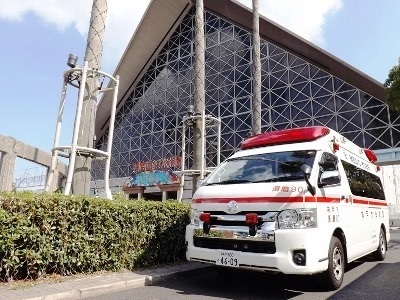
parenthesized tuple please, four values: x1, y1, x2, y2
(328, 262, 400, 300)
(153, 233, 400, 300)
(154, 267, 338, 300)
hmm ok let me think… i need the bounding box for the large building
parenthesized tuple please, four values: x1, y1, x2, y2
(93, 0, 400, 210)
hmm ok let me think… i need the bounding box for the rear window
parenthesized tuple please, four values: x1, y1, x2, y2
(341, 160, 385, 200)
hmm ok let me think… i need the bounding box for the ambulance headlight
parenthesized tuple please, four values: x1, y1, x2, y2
(277, 209, 317, 229)
(191, 208, 200, 226)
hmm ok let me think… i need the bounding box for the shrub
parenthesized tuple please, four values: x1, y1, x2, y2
(0, 191, 190, 282)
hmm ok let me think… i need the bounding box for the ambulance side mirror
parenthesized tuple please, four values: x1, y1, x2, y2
(301, 164, 316, 196)
(301, 164, 312, 175)
(319, 170, 341, 186)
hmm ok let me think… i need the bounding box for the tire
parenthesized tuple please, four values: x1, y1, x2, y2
(372, 227, 387, 261)
(323, 236, 345, 290)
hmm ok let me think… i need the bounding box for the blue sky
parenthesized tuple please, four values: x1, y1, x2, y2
(1, 0, 400, 175)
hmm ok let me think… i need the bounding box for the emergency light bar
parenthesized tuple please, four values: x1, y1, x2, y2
(241, 126, 330, 150)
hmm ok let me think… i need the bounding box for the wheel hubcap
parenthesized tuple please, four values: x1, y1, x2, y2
(380, 233, 386, 254)
(332, 246, 343, 280)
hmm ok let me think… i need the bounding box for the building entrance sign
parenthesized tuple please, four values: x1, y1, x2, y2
(124, 156, 181, 187)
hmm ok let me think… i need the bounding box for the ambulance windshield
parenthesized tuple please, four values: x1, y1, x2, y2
(204, 150, 317, 185)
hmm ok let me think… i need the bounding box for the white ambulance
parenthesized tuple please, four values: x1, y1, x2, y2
(185, 126, 390, 290)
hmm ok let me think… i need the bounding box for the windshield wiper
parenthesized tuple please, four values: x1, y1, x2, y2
(252, 175, 304, 183)
(205, 179, 251, 186)
(276, 175, 304, 181)
(228, 156, 289, 166)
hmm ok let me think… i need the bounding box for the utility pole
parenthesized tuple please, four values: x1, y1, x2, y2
(72, 0, 108, 195)
(192, 0, 206, 191)
(251, 0, 262, 135)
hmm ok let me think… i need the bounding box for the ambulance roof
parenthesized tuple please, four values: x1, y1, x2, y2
(239, 126, 377, 164)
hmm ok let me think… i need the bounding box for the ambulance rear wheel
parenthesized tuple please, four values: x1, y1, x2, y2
(372, 227, 386, 261)
(324, 236, 344, 290)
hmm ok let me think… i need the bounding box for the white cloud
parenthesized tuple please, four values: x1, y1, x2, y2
(102, 1, 151, 71)
(0, 0, 151, 72)
(0, 0, 91, 32)
(0, 0, 342, 72)
(238, 0, 342, 45)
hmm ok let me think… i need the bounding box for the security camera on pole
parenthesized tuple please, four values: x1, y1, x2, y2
(45, 0, 118, 198)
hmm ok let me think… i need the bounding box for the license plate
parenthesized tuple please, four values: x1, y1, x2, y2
(216, 250, 239, 267)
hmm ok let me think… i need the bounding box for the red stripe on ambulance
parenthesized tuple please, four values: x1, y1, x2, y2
(193, 196, 387, 206)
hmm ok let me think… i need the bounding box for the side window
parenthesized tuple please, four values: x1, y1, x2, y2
(319, 152, 338, 172)
(341, 160, 385, 200)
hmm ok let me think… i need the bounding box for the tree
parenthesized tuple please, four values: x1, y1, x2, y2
(384, 58, 400, 111)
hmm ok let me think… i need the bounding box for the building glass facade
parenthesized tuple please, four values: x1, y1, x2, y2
(92, 7, 400, 181)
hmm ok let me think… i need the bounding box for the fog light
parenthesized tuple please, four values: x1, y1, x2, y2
(293, 250, 306, 266)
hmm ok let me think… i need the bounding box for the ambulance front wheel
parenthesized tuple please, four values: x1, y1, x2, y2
(323, 236, 344, 290)
(372, 227, 387, 261)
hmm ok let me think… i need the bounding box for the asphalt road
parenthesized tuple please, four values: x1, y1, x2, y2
(84, 230, 400, 300)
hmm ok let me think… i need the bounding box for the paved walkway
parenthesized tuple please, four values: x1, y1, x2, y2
(2, 228, 398, 300)
(0, 262, 208, 300)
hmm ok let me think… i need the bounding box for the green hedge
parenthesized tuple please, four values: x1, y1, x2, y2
(0, 191, 190, 282)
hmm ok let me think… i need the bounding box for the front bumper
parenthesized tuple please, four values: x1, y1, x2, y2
(185, 224, 330, 275)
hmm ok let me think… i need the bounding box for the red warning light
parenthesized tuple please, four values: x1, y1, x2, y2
(333, 142, 340, 152)
(241, 126, 330, 150)
(200, 213, 211, 223)
(364, 149, 377, 163)
(246, 213, 259, 225)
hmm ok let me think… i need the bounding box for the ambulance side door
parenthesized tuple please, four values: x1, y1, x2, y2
(339, 159, 372, 259)
(317, 152, 343, 229)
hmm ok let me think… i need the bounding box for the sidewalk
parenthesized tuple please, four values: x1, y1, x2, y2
(0, 262, 209, 300)
(2, 229, 398, 300)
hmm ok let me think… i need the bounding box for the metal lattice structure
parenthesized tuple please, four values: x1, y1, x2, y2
(92, 7, 400, 182)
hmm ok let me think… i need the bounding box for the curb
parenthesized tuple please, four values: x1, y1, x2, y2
(77, 265, 210, 300)
(9, 263, 210, 300)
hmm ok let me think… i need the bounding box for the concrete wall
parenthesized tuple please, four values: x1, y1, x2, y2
(90, 177, 128, 196)
(381, 165, 400, 226)
(0, 134, 67, 192)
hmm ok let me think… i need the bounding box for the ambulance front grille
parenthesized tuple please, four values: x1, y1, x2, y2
(193, 236, 276, 254)
(203, 211, 277, 227)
